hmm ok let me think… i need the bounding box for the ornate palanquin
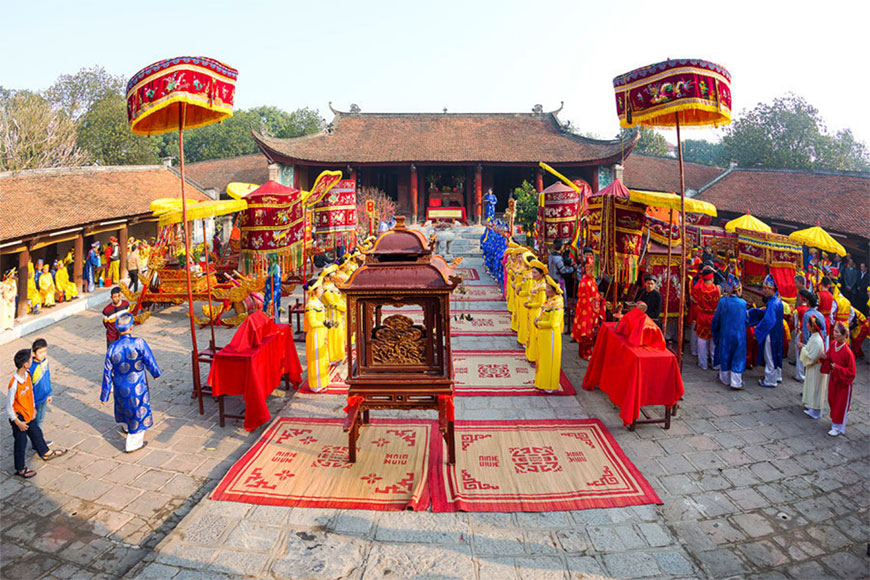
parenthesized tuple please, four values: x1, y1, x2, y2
(537, 180, 588, 248)
(341, 217, 460, 464)
(587, 180, 645, 284)
(736, 228, 801, 305)
(239, 180, 305, 276)
(642, 243, 684, 320)
(312, 179, 357, 250)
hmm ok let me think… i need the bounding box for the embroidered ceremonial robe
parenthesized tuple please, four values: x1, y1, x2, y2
(851, 309, 867, 357)
(506, 264, 517, 314)
(534, 295, 564, 392)
(26, 263, 41, 311)
(55, 266, 77, 300)
(101, 334, 161, 434)
(754, 294, 784, 368)
(38, 269, 56, 307)
(322, 283, 347, 364)
(516, 274, 532, 345)
(525, 279, 546, 363)
(712, 295, 748, 374)
(800, 332, 828, 411)
(691, 281, 720, 340)
(821, 342, 856, 425)
(571, 273, 603, 360)
(304, 297, 330, 393)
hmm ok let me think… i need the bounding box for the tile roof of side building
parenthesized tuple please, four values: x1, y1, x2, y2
(0, 165, 211, 242)
(694, 167, 870, 238)
(184, 154, 270, 195)
(252, 108, 639, 165)
(622, 154, 725, 193)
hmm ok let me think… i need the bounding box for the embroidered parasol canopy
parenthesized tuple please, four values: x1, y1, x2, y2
(614, 59, 732, 129)
(788, 225, 846, 257)
(725, 213, 771, 234)
(126, 56, 238, 135)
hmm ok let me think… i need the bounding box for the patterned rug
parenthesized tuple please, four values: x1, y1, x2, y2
(449, 310, 513, 336)
(431, 419, 662, 512)
(211, 418, 435, 510)
(305, 350, 574, 397)
(451, 285, 504, 302)
(455, 267, 480, 281)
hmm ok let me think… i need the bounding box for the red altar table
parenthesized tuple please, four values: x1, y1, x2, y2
(582, 322, 684, 428)
(427, 206, 467, 223)
(207, 312, 302, 431)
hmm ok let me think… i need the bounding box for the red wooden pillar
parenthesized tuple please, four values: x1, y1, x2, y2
(409, 164, 418, 223)
(118, 224, 129, 280)
(474, 164, 483, 224)
(16, 247, 29, 318)
(349, 166, 357, 185)
(73, 232, 83, 293)
(591, 166, 600, 193)
(536, 167, 544, 193)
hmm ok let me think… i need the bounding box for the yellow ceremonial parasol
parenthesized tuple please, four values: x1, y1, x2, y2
(226, 182, 260, 200)
(725, 213, 771, 234)
(154, 199, 247, 227)
(630, 190, 717, 217)
(789, 224, 846, 257)
(613, 58, 732, 369)
(127, 56, 238, 413)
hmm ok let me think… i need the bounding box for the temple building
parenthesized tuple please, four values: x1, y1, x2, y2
(252, 104, 639, 222)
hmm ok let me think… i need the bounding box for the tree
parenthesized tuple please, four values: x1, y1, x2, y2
(157, 106, 326, 163)
(623, 127, 670, 157)
(719, 94, 870, 171)
(45, 66, 125, 121)
(77, 93, 159, 165)
(510, 180, 538, 237)
(0, 91, 90, 171)
(681, 139, 723, 166)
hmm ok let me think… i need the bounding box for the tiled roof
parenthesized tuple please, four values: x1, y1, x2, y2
(695, 168, 870, 238)
(185, 154, 269, 195)
(0, 165, 210, 242)
(622, 154, 725, 193)
(253, 112, 637, 165)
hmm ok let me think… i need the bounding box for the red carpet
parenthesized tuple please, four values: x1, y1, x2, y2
(431, 419, 662, 512)
(455, 267, 480, 281)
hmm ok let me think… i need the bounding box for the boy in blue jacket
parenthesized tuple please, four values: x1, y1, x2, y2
(29, 338, 53, 446)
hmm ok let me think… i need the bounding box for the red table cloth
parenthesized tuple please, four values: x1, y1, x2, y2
(582, 322, 684, 426)
(207, 311, 302, 430)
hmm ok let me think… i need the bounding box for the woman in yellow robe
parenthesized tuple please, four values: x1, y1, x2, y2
(525, 260, 548, 363)
(535, 276, 564, 392)
(515, 253, 535, 342)
(54, 261, 77, 301)
(26, 262, 41, 313)
(321, 265, 347, 365)
(38, 265, 56, 308)
(304, 279, 331, 393)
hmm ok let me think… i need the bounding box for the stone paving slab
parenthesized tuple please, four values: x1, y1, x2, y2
(3, 248, 869, 579)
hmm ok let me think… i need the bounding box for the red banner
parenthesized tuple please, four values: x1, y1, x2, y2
(313, 179, 357, 250)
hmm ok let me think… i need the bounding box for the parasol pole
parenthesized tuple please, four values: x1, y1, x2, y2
(201, 219, 217, 349)
(178, 103, 204, 414)
(662, 208, 674, 340)
(675, 113, 687, 370)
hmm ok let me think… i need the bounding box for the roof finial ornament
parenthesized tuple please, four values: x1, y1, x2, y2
(532, 104, 544, 114)
(443, 107, 448, 114)
(349, 103, 361, 114)
(328, 101, 340, 115)
(549, 101, 565, 115)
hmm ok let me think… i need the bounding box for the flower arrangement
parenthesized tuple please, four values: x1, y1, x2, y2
(355, 186, 397, 238)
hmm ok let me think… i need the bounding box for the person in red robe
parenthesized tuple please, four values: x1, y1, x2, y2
(691, 267, 721, 370)
(571, 249, 604, 360)
(817, 277, 834, 339)
(821, 322, 856, 437)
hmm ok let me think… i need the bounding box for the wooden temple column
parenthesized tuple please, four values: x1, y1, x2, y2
(73, 232, 84, 293)
(409, 164, 418, 224)
(349, 166, 357, 185)
(536, 167, 544, 193)
(16, 247, 29, 318)
(474, 164, 483, 224)
(118, 224, 129, 281)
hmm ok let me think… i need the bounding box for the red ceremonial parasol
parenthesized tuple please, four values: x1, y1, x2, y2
(127, 56, 238, 412)
(613, 58, 732, 368)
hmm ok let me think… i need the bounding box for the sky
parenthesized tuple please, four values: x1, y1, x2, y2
(3, 0, 869, 146)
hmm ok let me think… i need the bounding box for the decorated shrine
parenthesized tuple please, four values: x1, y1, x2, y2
(536, 179, 588, 249)
(239, 180, 305, 276)
(341, 216, 460, 464)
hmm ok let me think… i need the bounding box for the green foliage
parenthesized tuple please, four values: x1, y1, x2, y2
(44, 66, 124, 121)
(156, 106, 325, 163)
(681, 139, 723, 166)
(510, 180, 538, 235)
(720, 94, 870, 171)
(623, 127, 670, 157)
(77, 94, 159, 165)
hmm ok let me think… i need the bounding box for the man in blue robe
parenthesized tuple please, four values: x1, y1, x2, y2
(101, 313, 161, 453)
(712, 281, 748, 389)
(751, 274, 784, 388)
(484, 188, 498, 223)
(84, 242, 101, 292)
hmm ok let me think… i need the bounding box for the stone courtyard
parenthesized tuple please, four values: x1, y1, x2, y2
(0, 232, 867, 580)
